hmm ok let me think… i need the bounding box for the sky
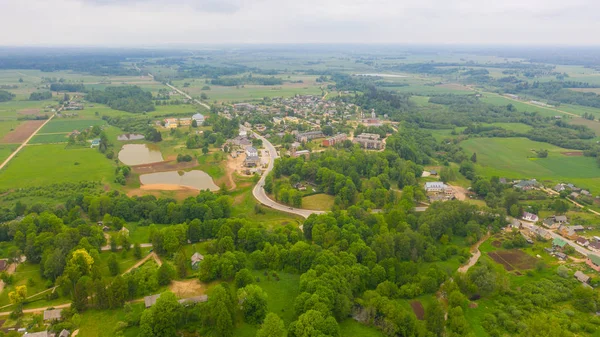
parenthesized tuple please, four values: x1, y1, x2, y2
(0, 0, 598, 46)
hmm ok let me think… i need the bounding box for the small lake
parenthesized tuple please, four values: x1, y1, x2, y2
(140, 170, 219, 191)
(118, 144, 163, 166)
(117, 133, 145, 141)
(354, 73, 407, 78)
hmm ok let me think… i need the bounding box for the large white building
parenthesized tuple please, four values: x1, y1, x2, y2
(246, 147, 258, 157)
(192, 113, 205, 125)
(424, 182, 447, 193)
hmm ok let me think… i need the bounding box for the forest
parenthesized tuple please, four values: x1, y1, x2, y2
(85, 86, 155, 113)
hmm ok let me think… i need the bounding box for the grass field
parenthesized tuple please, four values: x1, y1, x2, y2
(480, 95, 561, 117)
(302, 193, 335, 211)
(29, 133, 69, 144)
(0, 144, 115, 189)
(39, 119, 105, 133)
(339, 320, 385, 337)
(461, 137, 600, 192)
(0, 144, 16, 163)
(78, 305, 144, 337)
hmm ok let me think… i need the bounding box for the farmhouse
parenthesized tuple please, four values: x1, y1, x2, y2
(574, 271, 591, 284)
(191, 252, 204, 270)
(576, 237, 590, 247)
(521, 212, 539, 222)
(244, 156, 260, 167)
(556, 252, 568, 260)
(90, 139, 100, 148)
(192, 113, 205, 125)
(586, 254, 600, 272)
(589, 240, 600, 252)
(322, 133, 347, 147)
(164, 118, 178, 128)
(43, 309, 62, 321)
(424, 182, 447, 193)
(514, 179, 537, 190)
(552, 237, 567, 249)
(145, 294, 161, 308)
(353, 133, 384, 150)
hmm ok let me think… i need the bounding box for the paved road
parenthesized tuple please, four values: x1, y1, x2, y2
(249, 128, 325, 219)
(0, 114, 55, 171)
(515, 217, 593, 256)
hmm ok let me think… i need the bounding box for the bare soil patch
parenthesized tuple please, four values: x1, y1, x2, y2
(131, 159, 198, 174)
(410, 301, 425, 320)
(449, 184, 468, 201)
(488, 249, 537, 271)
(561, 151, 584, 156)
(170, 280, 206, 298)
(18, 109, 40, 115)
(1, 120, 45, 143)
(469, 302, 478, 308)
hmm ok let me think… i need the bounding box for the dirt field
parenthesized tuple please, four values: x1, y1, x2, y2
(488, 249, 537, 271)
(1, 120, 45, 143)
(561, 151, 584, 156)
(18, 109, 40, 115)
(410, 301, 425, 320)
(131, 159, 198, 174)
(170, 280, 206, 298)
(449, 184, 468, 201)
(225, 154, 245, 190)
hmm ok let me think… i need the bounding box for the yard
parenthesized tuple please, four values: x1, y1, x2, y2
(0, 144, 116, 189)
(302, 193, 335, 211)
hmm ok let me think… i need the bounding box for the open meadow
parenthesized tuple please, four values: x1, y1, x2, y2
(461, 137, 600, 191)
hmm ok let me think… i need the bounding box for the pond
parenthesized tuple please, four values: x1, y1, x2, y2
(118, 144, 163, 166)
(140, 170, 219, 191)
(354, 73, 407, 78)
(117, 133, 145, 141)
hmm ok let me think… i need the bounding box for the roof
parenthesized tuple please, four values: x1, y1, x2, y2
(569, 225, 584, 231)
(555, 215, 568, 222)
(178, 295, 208, 305)
(144, 294, 161, 308)
(191, 252, 204, 264)
(553, 237, 567, 248)
(43, 309, 62, 321)
(425, 182, 446, 189)
(576, 237, 589, 244)
(588, 254, 600, 266)
(192, 113, 204, 119)
(25, 332, 49, 337)
(556, 252, 567, 259)
(574, 271, 590, 283)
(59, 329, 71, 337)
(246, 147, 258, 153)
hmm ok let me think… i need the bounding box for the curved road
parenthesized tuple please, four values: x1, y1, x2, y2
(250, 129, 325, 219)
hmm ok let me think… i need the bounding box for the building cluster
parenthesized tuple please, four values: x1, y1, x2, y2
(322, 133, 347, 147)
(353, 133, 384, 150)
(163, 113, 205, 129)
(554, 183, 593, 200)
(424, 182, 455, 202)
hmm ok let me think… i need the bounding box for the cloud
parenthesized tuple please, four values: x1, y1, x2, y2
(0, 0, 599, 45)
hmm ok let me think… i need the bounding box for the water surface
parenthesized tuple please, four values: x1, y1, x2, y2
(118, 144, 163, 166)
(140, 170, 219, 191)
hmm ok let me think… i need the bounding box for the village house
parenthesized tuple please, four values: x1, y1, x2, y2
(246, 147, 259, 158)
(119, 226, 129, 237)
(586, 254, 600, 272)
(164, 118, 178, 128)
(26, 332, 50, 337)
(244, 156, 260, 167)
(179, 118, 192, 127)
(424, 182, 447, 193)
(144, 294, 161, 308)
(514, 179, 538, 190)
(576, 237, 590, 247)
(558, 225, 580, 240)
(521, 212, 539, 222)
(552, 237, 568, 250)
(322, 133, 347, 147)
(59, 329, 71, 337)
(353, 133, 384, 150)
(191, 252, 204, 270)
(43, 309, 62, 322)
(574, 270, 591, 284)
(556, 252, 568, 260)
(589, 240, 600, 252)
(192, 113, 205, 125)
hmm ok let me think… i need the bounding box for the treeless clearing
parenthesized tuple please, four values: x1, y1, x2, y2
(488, 249, 537, 271)
(1, 120, 45, 143)
(410, 301, 425, 320)
(449, 184, 468, 201)
(569, 88, 600, 94)
(18, 108, 40, 115)
(225, 154, 245, 190)
(126, 187, 198, 200)
(562, 151, 584, 156)
(170, 280, 206, 298)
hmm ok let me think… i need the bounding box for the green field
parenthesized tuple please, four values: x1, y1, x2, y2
(302, 193, 335, 211)
(461, 137, 600, 191)
(39, 119, 105, 133)
(0, 144, 115, 189)
(29, 133, 69, 144)
(78, 305, 143, 337)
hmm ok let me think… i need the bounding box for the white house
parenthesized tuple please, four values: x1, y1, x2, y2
(246, 147, 258, 157)
(424, 182, 447, 193)
(522, 212, 539, 222)
(192, 113, 205, 125)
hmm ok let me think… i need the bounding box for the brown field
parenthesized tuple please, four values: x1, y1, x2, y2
(569, 117, 600, 136)
(410, 301, 425, 320)
(435, 83, 472, 91)
(0, 120, 45, 143)
(488, 249, 537, 271)
(18, 109, 40, 115)
(170, 280, 205, 298)
(561, 151, 584, 156)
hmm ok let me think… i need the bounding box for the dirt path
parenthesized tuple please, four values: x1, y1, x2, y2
(449, 184, 468, 201)
(225, 154, 244, 190)
(458, 232, 491, 273)
(124, 252, 162, 274)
